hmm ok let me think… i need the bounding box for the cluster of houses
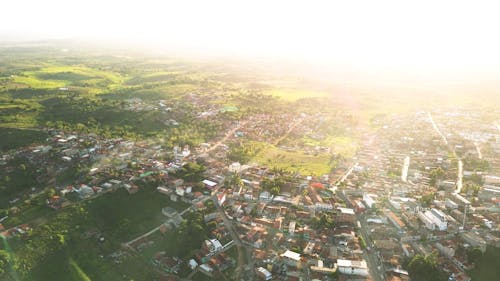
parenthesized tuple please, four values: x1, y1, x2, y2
(2, 103, 499, 281)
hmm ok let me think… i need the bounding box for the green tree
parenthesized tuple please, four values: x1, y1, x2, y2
(420, 193, 435, 207)
(406, 252, 447, 281)
(467, 247, 483, 264)
(174, 162, 206, 182)
(429, 167, 444, 187)
(225, 173, 243, 189)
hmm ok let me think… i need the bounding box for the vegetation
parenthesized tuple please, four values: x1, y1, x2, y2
(462, 155, 489, 172)
(469, 246, 500, 281)
(0, 46, 370, 280)
(251, 142, 333, 175)
(173, 162, 206, 183)
(227, 143, 257, 164)
(429, 167, 445, 187)
(176, 210, 209, 258)
(405, 252, 448, 281)
(311, 213, 335, 230)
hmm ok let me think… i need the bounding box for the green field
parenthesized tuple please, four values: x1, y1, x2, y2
(250, 141, 333, 175)
(12, 66, 124, 90)
(302, 135, 358, 158)
(6, 185, 190, 280)
(84, 184, 189, 241)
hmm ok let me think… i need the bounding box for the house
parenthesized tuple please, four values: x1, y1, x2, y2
(280, 250, 301, 266)
(203, 239, 223, 255)
(337, 259, 369, 276)
(363, 193, 376, 208)
(203, 179, 217, 189)
(162, 207, 183, 228)
(315, 203, 334, 212)
(217, 193, 226, 206)
(188, 259, 198, 270)
(157, 186, 171, 195)
(256, 267, 272, 281)
(259, 191, 273, 202)
(176, 186, 185, 196)
(151, 252, 181, 274)
(77, 185, 94, 199)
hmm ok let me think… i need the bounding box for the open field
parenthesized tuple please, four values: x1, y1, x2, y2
(7, 185, 189, 281)
(250, 141, 333, 175)
(12, 65, 124, 89)
(84, 185, 189, 241)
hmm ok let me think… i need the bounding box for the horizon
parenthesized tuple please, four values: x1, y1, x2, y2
(2, 0, 500, 83)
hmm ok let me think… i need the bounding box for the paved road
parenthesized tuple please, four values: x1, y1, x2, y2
(427, 112, 448, 145)
(401, 156, 410, 182)
(274, 118, 304, 145)
(473, 142, 482, 159)
(205, 121, 248, 153)
(428, 112, 464, 194)
(213, 196, 253, 281)
(330, 162, 358, 193)
(358, 215, 384, 281)
(455, 159, 463, 194)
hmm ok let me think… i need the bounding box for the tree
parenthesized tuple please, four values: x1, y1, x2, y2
(406, 252, 447, 281)
(312, 213, 335, 229)
(270, 186, 280, 195)
(225, 173, 242, 189)
(176, 210, 207, 257)
(429, 167, 444, 187)
(420, 193, 435, 207)
(47, 188, 56, 198)
(466, 247, 483, 264)
(174, 162, 206, 182)
(469, 246, 500, 281)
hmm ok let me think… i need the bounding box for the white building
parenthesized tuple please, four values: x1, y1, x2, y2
(228, 162, 241, 173)
(217, 193, 226, 206)
(315, 203, 334, 212)
(363, 193, 376, 208)
(175, 186, 185, 196)
(281, 250, 301, 266)
(188, 259, 198, 269)
(484, 175, 500, 185)
(256, 267, 272, 281)
(289, 221, 296, 236)
(204, 239, 223, 255)
(445, 199, 458, 209)
(418, 211, 436, 230)
(418, 209, 447, 231)
(337, 207, 355, 215)
(259, 191, 273, 202)
(337, 259, 369, 276)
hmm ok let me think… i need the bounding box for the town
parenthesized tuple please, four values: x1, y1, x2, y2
(1, 98, 499, 281)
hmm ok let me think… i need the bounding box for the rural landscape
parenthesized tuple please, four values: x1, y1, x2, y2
(0, 42, 498, 281)
(1, 1, 500, 280)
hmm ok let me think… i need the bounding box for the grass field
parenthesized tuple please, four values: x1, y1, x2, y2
(11, 65, 124, 90)
(15, 185, 190, 280)
(302, 135, 358, 158)
(250, 141, 333, 175)
(84, 184, 189, 241)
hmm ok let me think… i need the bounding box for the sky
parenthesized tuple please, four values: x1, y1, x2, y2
(2, 0, 500, 78)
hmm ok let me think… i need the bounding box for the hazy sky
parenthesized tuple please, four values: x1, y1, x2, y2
(2, 0, 500, 76)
